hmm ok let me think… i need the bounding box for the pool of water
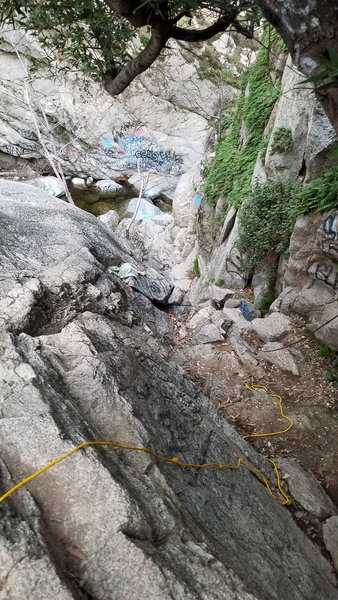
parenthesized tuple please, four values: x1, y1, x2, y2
(69, 184, 135, 220)
(69, 183, 172, 220)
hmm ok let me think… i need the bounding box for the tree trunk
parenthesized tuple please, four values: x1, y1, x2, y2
(256, 0, 338, 134)
(104, 27, 169, 96)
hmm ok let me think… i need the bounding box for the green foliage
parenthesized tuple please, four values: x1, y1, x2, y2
(204, 40, 281, 207)
(139, 33, 150, 47)
(260, 135, 270, 163)
(197, 48, 240, 88)
(298, 47, 338, 93)
(270, 127, 293, 155)
(237, 176, 301, 272)
(0, 0, 135, 80)
(257, 294, 275, 312)
(294, 165, 338, 215)
(0, 0, 261, 85)
(261, 22, 287, 53)
(193, 257, 200, 278)
(317, 344, 332, 358)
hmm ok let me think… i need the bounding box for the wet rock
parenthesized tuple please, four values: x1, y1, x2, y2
(250, 313, 292, 342)
(276, 459, 338, 520)
(209, 284, 234, 309)
(71, 177, 88, 190)
(93, 179, 123, 196)
(126, 197, 162, 219)
(98, 209, 119, 230)
(191, 323, 224, 345)
(259, 342, 299, 375)
(323, 517, 338, 573)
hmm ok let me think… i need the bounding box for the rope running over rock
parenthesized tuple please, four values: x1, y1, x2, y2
(0, 385, 293, 506)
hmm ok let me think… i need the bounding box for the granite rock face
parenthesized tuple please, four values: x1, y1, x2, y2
(0, 181, 337, 600)
(279, 211, 338, 350)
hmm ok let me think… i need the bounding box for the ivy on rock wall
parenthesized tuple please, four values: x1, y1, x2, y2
(295, 165, 338, 215)
(237, 166, 338, 273)
(204, 32, 281, 207)
(237, 176, 301, 272)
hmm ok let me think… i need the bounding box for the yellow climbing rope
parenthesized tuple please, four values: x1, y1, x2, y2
(243, 384, 294, 439)
(0, 385, 293, 507)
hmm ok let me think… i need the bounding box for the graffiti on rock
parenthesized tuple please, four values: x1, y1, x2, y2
(315, 263, 338, 290)
(134, 273, 168, 301)
(19, 129, 38, 142)
(5, 144, 31, 156)
(225, 246, 245, 279)
(320, 214, 338, 259)
(92, 122, 184, 174)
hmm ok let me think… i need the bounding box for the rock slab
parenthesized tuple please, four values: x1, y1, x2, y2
(0, 181, 337, 600)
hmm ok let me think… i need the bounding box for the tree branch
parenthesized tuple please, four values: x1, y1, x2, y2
(104, 26, 169, 95)
(169, 15, 234, 42)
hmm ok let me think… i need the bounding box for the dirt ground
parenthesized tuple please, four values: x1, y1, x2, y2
(170, 310, 338, 557)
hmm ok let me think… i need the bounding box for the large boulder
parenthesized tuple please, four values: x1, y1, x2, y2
(0, 181, 337, 600)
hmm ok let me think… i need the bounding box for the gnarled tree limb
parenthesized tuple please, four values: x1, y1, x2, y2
(104, 25, 169, 95)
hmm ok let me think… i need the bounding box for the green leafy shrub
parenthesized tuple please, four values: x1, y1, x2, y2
(237, 176, 301, 272)
(294, 165, 338, 215)
(270, 127, 293, 154)
(193, 257, 201, 278)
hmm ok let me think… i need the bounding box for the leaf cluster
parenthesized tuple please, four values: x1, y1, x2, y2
(294, 165, 338, 215)
(0, 0, 135, 79)
(270, 126, 293, 155)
